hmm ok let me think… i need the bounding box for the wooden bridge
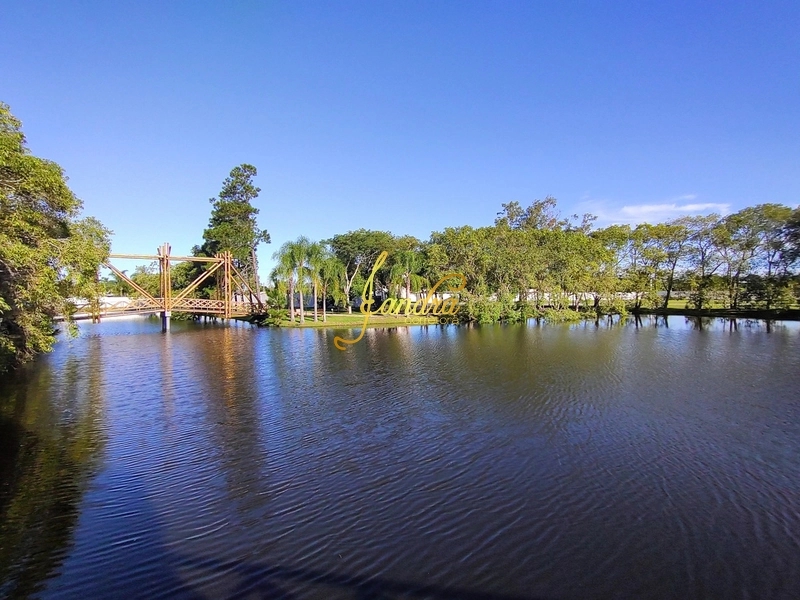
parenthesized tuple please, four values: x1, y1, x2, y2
(68, 243, 265, 331)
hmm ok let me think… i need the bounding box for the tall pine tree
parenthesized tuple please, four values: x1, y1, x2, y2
(193, 164, 270, 295)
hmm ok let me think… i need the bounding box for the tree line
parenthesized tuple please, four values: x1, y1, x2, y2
(164, 171, 800, 326)
(91, 159, 800, 328)
(268, 197, 800, 325)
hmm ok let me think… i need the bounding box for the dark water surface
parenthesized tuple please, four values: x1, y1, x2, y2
(1, 317, 799, 599)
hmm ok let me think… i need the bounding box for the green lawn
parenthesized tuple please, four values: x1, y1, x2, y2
(663, 299, 800, 310)
(665, 299, 728, 309)
(280, 311, 441, 329)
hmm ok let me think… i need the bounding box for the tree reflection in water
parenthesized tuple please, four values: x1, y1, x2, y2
(0, 339, 105, 598)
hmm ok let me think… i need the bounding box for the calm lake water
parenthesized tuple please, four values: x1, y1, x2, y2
(1, 317, 799, 599)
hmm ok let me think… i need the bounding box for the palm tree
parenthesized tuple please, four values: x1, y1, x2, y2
(319, 252, 346, 322)
(293, 237, 311, 323)
(271, 253, 295, 322)
(105, 270, 130, 296)
(266, 273, 288, 315)
(390, 250, 427, 302)
(272, 237, 310, 323)
(306, 241, 326, 322)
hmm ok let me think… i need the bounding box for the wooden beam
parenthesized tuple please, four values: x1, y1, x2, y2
(172, 261, 223, 302)
(103, 262, 160, 304)
(229, 261, 263, 310)
(109, 253, 223, 263)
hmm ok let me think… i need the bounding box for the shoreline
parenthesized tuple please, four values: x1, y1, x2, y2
(632, 307, 800, 321)
(271, 313, 443, 329)
(254, 308, 800, 329)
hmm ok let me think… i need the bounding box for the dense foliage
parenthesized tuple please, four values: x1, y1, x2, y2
(0, 103, 110, 372)
(270, 198, 800, 324)
(192, 164, 270, 294)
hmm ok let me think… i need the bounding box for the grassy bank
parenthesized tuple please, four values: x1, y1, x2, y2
(254, 303, 800, 329)
(276, 312, 441, 329)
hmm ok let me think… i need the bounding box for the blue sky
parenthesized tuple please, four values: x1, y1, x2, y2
(3, 1, 798, 277)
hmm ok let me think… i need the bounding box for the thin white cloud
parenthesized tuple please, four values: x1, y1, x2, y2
(679, 203, 726, 212)
(620, 202, 729, 218)
(576, 195, 730, 226)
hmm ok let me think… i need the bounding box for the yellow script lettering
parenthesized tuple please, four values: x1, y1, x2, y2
(333, 251, 387, 350)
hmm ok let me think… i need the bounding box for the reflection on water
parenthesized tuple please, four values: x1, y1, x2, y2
(1, 316, 799, 599)
(0, 336, 106, 599)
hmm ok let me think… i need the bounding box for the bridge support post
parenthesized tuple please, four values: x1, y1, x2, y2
(161, 310, 171, 332)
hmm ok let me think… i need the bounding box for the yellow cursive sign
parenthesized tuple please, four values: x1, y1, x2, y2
(333, 251, 466, 350)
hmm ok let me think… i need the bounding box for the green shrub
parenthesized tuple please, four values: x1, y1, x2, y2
(541, 308, 584, 323)
(463, 293, 523, 324)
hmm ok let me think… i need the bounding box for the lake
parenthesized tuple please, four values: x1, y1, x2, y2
(1, 317, 799, 599)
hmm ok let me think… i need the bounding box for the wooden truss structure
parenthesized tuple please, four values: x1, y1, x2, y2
(74, 243, 265, 330)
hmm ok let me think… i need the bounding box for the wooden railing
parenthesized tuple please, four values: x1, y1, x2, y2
(67, 297, 259, 319)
